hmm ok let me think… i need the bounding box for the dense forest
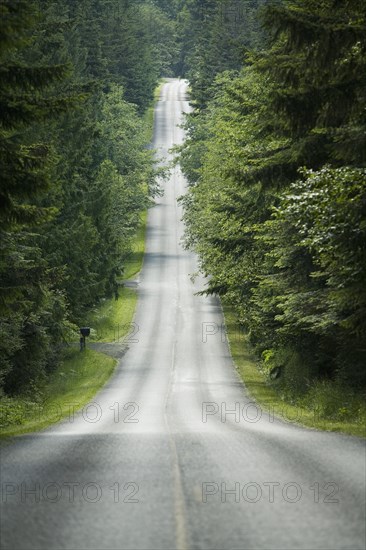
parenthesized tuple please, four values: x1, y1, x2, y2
(178, 0, 366, 411)
(1, 0, 365, 418)
(0, 0, 180, 395)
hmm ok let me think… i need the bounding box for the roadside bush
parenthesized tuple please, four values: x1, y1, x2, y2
(300, 381, 366, 423)
(0, 396, 39, 429)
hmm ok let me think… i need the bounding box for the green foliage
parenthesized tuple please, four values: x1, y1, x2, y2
(0, 0, 68, 229)
(179, 0, 366, 397)
(0, 348, 116, 436)
(176, 0, 266, 107)
(179, 67, 279, 325)
(0, 0, 169, 395)
(257, 0, 366, 167)
(225, 303, 366, 437)
(302, 381, 366, 424)
(256, 167, 366, 385)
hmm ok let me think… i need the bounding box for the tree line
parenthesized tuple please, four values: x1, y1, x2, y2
(178, 0, 366, 404)
(0, 0, 180, 395)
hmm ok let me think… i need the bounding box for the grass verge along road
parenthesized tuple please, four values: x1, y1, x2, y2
(224, 304, 366, 438)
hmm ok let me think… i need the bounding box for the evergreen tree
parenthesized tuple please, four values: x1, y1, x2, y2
(257, 0, 366, 168)
(0, 0, 167, 394)
(0, 0, 69, 229)
(0, 0, 73, 392)
(179, 0, 366, 392)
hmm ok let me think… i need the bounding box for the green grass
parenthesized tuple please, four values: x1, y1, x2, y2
(86, 287, 138, 343)
(223, 304, 366, 438)
(123, 210, 147, 280)
(143, 80, 165, 142)
(0, 348, 116, 437)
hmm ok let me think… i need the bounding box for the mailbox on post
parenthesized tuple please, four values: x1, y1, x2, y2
(79, 327, 90, 351)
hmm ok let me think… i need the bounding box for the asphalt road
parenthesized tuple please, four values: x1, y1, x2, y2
(1, 79, 365, 550)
